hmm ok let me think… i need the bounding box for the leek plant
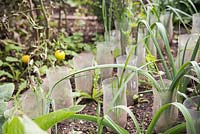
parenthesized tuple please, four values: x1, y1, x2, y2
(48, 60, 199, 133)
(139, 0, 200, 99)
(145, 0, 197, 32)
(136, 17, 199, 131)
(112, 0, 133, 54)
(136, 1, 198, 78)
(182, 61, 200, 134)
(102, 0, 134, 54)
(138, 0, 200, 87)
